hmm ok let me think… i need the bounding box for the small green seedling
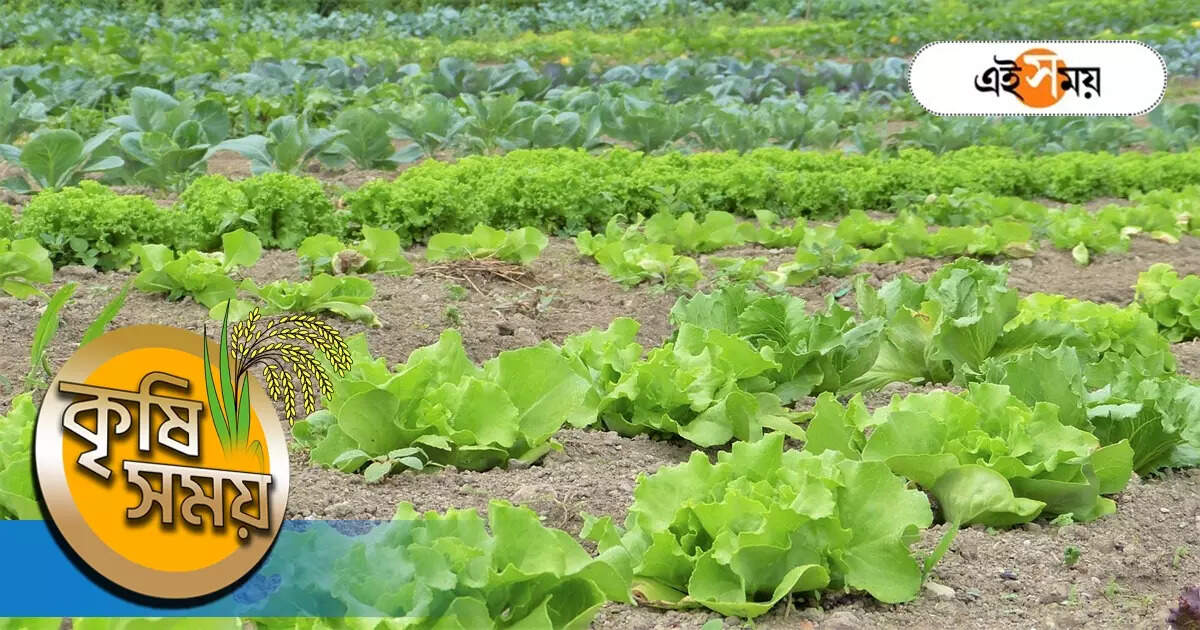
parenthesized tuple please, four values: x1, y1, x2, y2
(446, 282, 468, 301)
(1063, 546, 1082, 567)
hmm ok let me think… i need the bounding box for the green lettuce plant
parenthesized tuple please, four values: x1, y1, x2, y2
(0, 393, 39, 519)
(298, 226, 413, 277)
(227, 274, 380, 326)
(766, 226, 862, 286)
(0, 238, 52, 298)
(427, 225, 548, 264)
(804, 383, 1134, 527)
(844, 258, 1020, 392)
(294, 330, 596, 477)
(574, 321, 802, 447)
(1007, 292, 1176, 374)
(640, 211, 747, 253)
(1135, 263, 1200, 342)
(583, 434, 933, 617)
(670, 285, 883, 403)
(982, 345, 1200, 474)
(574, 230, 701, 288)
(15, 181, 169, 269)
(132, 229, 262, 309)
(248, 501, 631, 627)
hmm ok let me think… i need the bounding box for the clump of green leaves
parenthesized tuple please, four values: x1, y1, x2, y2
(670, 285, 883, 402)
(132, 230, 261, 309)
(563, 318, 802, 447)
(249, 500, 631, 625)
(227, 274, 380, 327)
(0, 393, 39, 519)
(174, 174, 347, 252)
(111, 87, 230, 190)
(213, 115, 346, 176)
(804, 383, 1134, 527)
(981, 345, 1199, 475)
(845, 258, 1020, 392)
(236, 173, 345, 250)
(575, 220, 701, 288)
(584, 433, 933, 617)
(766, 225, 862, 286)
(324, 107, 408, 170)
(294, 330, 596, 477)
(0, 77, 46, 145)
(0, 128, 122, 192)
(0, 238, 52, 298)
(15, 181, 170, 270)
(298, 226, 413, 277)
(1009, 292, 1175, 374)
(640, 210, 748, 253)
(1135, 263, 1200, 343)
(427, 225, 548, 264)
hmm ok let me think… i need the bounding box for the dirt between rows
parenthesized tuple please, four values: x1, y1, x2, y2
(0, 237, 1197, 629)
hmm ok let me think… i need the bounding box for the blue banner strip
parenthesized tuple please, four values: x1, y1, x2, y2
(0, 519, 393, 617)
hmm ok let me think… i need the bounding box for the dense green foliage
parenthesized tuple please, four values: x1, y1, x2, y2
(249, 500, 631, 627)
(15, 181, 173, 269)
(7, 150, 1200, 271)
(585, 433, 932, 615)
(132, 229, 262, 308)
(345, 147, 1200, 240)
(427, 225, 548, 264)
(5, 1, 1200, 625)
(296, 330, 596, 477)
(3, 0, 1195, 67)
(298, 227, 414, 276)
(0, 238, 53, 299)
(1136, 263, 1200, 342)
(0, 394, 39, 520)
(805, 384, 1133, 526)
(230, 274, 380, 325)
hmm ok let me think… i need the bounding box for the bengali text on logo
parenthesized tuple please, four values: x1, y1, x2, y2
(909, 40, 1166, 116)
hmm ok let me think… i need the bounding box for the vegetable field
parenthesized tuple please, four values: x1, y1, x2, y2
(1, 0, 1200, 628)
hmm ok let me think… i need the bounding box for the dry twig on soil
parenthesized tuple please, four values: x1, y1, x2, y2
(419, 258, 535, 294)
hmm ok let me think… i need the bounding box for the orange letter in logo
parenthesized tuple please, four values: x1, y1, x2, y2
(1013, 47, 1068, 108)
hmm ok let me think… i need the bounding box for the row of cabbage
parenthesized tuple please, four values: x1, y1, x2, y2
(4, 0, 1197, 66)
(5, 88, 1200, 194)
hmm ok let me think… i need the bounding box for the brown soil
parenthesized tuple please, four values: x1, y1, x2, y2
(2, 237, 1197, 629)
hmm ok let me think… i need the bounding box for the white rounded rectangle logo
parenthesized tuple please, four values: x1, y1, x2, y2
(909, 41, 1166, 116)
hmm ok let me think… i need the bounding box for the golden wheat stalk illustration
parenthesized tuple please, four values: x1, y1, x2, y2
(204, 306, 351, 458)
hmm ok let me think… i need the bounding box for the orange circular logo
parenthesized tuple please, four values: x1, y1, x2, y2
(35, 324, 290, 599)
(1012, 47, 1068, 108)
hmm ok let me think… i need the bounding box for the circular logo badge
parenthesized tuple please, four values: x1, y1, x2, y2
(35, 325, 290, 599)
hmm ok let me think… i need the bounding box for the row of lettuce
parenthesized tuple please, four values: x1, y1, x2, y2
(5, 257, 1195, 624)
(7, 82, 1200, 193)
(572, 185, 1200, 288)
(5, 146, 1200, 267)
(5, 0, 1198, 70)
(258, 258, 1200, 617)
(5, 186, 1199, 338)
